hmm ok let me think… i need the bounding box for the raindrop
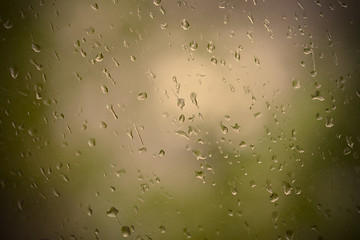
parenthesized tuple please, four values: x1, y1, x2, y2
(91, 3, 99, 10)
(292, 79, 301, 89)
(325, 116, 334, 128)
(106, 207, 119, 217)
(31, 43, 42, 53)
(159, 149, 165, 157)
(101, 85, 108, 93)
(122, 226, 131, 237)
(177, 98, 185, 109)
(207, 42, 215, 52)
(88, 138, 96, 147)
(181, 19, 190, 30)
(232, 123, 241, 132)
(130, 56, 136, 62)
(190, 92, 199, 108)
(138, 147, 147, 153)
(189, 41, 198, 51)
(100, 121, 107, 128)
(220, 122, 228, 134)
(211, 56, 218, 64)
(254, 112, 263, 118)
(234, 49, 241, 61)
(137, 92, 148, 100)
(269, 193, 279, 202)
(95, 52, 104, 62)
(159, 225, 166, 233)
(9, 66, 18, 79)
(311, 91, 325, 101)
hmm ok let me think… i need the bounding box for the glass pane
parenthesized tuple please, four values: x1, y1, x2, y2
(1, 0, 359, 239)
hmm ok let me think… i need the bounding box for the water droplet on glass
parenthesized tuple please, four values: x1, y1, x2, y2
(100, 121, 107, 128)
(159, 149, 165, 157)
(138, 147, 147, 153)
(325, 116, 334, 128)
(207, 42, 215, 52)
(210, 56, 218, 64)
(88, 138, 96, 147)
(153, 0, 161, 6)
(101, 85, 108, 93)
(130, 56, 136, 62)
(311, 91, 325, 101)
(122, 226, 131, 237)
(254, 112, 263, 118)
(177, 98, 185, 109)
(159, 225, 166, 233)
(91, 3, 99, 10)
(95, 52, 104, 62)
(106, 207, 119, 217)
(234, 49, 241, 61)
(137, 92, 148, 100)
(190, 92, 198, 108)
(181, 19, 190, 30)
(31, 43, 41, 53)
(292, 80, 300, 89)
(270, 193, 279, 202)
(189, 41, 198, 51)
(9, 66, 18, 79)
(179, 114, 185, 122)
(220, 122, 228, 134)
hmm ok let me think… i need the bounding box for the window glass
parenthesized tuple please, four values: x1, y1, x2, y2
(0, 0, 359, 239)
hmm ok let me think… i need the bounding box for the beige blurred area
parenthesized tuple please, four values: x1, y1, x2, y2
(1, 0, 359, 239)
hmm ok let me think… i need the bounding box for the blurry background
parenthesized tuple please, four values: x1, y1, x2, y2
(0, 0, 360, 239)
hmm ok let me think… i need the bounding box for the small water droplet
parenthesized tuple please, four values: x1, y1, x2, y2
(179, 114, 185, 122)
(220, 122, 228, 134)
(189, 41, 198, 51)
(159, 225, 166, 233)
(292, 79, 300, 89)
(88, 138, 96, 147)
(181, 19, 190, 30)
(190, 92, 198, 108)
(210, 56, 218, 64)
(159, 149, 165, 157)
(106, 207, 119, 217)
(100, 121, 107, 128)
(177, 98, 185, 109)
(234, 49, 241, 61)
(138, 147, 147, 153)
(31, 43, 41, 53)
(122, 226, 131, 237)
(325, 116, 334, 128)
(137, 92, 148, 100)
(130, 56, 136, 62)
(153, 0, 161, 6)
(207, 42, 215, 52)
(101, 85, 108, 93)
(95, 52, 104, 62)
(91, 3, 99, 10)
(254, 112, 263, 118)
(270, 193, 279, 202)
(9, 66, 18, 79)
